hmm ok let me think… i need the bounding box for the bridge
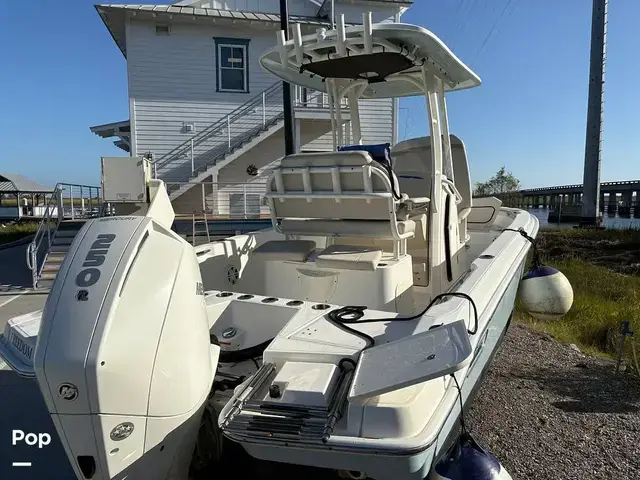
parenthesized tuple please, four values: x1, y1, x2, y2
(518, 180, 640, 214)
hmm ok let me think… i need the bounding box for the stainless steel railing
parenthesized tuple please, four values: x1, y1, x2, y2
(152, 82, 343, 187)
(26, 183, 101, 288)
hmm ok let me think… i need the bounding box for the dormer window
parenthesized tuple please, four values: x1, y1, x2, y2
(213, 37, 250, 93)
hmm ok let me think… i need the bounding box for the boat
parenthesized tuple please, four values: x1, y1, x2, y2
(0, 12, 541, 480)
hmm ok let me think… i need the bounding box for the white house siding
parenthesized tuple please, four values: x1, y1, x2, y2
(127, 20, 281, 159)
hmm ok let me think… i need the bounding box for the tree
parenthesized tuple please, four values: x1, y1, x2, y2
(474, 166, 520, 196)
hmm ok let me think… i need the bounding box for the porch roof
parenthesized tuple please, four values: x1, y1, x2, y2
(90, 119, 131, 153)
(89, 119, 130, 138)
(95, 4, 334, 58)
(0, 174, 53, 194)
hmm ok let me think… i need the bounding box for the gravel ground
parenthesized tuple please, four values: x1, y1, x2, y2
(467, 323, 640, 480)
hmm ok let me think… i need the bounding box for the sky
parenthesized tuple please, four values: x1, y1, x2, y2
(0, 0, 638, 189)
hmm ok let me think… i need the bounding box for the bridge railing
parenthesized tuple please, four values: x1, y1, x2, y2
(520, 179, 640, 194)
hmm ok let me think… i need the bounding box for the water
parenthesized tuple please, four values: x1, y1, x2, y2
(530, 207, 640, 229)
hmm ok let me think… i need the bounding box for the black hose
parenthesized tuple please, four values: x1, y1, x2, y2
(327, 306, 374, 348)
(326, 292, 479, 350)
(218, 339, 272, 363)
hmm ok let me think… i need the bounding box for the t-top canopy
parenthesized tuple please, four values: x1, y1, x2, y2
(259, 15, 481, 99)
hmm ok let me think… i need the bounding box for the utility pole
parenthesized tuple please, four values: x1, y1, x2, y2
(279, 0, 296, 155)
(580, 0, 608, 226)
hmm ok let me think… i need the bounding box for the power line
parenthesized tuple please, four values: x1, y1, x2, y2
(453, 0, 467, 19)
(458, 0, 484, 38)
(470, 0, 522, 64)
(453, 0, 482, 38)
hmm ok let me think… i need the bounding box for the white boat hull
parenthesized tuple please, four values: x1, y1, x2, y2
(218, 209, 537, 480)
(230, 266, 523, 480)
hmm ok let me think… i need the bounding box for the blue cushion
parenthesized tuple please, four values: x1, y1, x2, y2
(338, 143, 392, 166)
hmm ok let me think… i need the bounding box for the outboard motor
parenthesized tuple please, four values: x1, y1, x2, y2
(33, 181, 219, 479)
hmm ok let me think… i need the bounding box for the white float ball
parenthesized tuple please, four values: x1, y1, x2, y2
(518, 265, 574, 320)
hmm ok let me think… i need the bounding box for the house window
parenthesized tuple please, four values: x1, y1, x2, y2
(213, 37, 250, 93)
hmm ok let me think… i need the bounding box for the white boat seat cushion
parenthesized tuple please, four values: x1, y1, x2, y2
(316, 245, 383, 271)
(252, 240, 316, 262)
(280, 151, 372, 168)
(332, 213, 429, 286)
(279, 219, 415, 239)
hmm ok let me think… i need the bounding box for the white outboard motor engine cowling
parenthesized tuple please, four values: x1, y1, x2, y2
(34, 210, 218, 479)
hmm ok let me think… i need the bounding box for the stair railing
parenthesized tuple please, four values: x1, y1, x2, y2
(152, 82, 343, 185)
(27, 183, 102, 289)
(153, 82, 284, 179)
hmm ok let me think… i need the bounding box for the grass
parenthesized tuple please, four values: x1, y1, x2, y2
(540, 224, 640, 242)
(0, 222, 40, 245)
(515, 228, 640, 373)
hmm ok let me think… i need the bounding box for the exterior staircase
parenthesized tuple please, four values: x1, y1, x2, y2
(152, 81, 340, 199)
(27, 183, 101, 289)
(37, 220, 87, 289)
(152, 81, 283, 190)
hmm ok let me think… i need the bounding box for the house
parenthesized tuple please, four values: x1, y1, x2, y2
(90, 0, 412, 215)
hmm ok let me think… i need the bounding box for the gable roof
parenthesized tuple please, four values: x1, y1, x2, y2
(0, 173, 52, 193)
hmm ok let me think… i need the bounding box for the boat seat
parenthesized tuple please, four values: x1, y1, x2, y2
(392, 137, 433, 210)
(334, 213, 429, 286)
(279, 151, 379, 168)
(316, 245, 383, 271)
(392, 135, 472, 221)
(266, 151, 423, 263)
(279, 219, 415, 239)
(252, 240, 316, 262)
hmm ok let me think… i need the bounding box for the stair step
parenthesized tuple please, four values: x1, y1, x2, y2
(55, 229, 80, 238)
(40, 272, 58, 281)
(57, 220, 87, 231)
(46, 252, 66, 263)
(52, 237, 74, 246)
(50, 245, 71, 253)
(42, 264, 62, 274)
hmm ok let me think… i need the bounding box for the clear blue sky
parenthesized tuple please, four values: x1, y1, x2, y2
(1, 0, 638, 189)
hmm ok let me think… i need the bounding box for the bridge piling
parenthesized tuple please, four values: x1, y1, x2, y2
(579, 0, 608, 225)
